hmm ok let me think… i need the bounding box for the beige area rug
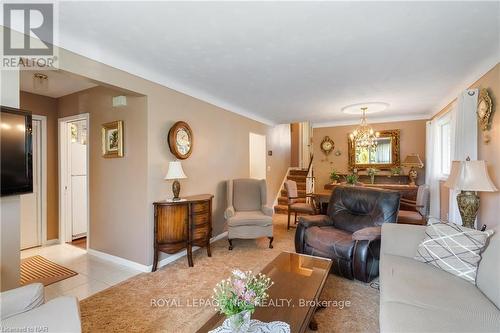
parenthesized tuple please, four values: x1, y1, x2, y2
(80, 215, 379, 333)
(21, 255, 78, 286)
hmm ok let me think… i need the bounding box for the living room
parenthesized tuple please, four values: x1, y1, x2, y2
(1, 2, 499, 333)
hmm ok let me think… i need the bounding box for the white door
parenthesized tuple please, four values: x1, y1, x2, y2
(249, 133, 267, 180)
(70, 141, 87, 238)
(59, 115, 89, 244)
(20, 119, 42, 249)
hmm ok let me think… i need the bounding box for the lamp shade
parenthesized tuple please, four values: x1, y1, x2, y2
(402, 154, 424, 168)
(164, 161, 187, 180)
(444, 160, 497, 192)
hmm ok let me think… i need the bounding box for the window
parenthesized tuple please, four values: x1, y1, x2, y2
(438, 114, 452, 176)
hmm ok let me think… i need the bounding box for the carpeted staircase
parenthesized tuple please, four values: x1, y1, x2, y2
(274, 169, 308, 214)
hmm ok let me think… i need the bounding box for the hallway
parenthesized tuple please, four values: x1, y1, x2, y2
(21, 244, 140, 301)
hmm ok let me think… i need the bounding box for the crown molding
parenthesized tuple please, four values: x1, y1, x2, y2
(312, 113, 431, 128)
(431, 58, 500, 117)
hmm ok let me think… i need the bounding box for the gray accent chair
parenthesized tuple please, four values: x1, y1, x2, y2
(225, 179, 274, 250)
(1, 283, 81, 332)
(380, 224, 500, 332)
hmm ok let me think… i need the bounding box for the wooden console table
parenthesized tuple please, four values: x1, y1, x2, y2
(316, 184, 418, 214)
(152, 194, 213, 271)
(324, 183, 418, 200)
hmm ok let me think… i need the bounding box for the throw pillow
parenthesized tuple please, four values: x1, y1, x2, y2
(414, 222, 494, 284)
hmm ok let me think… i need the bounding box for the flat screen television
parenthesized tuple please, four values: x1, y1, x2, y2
(1, 106, 33, 196)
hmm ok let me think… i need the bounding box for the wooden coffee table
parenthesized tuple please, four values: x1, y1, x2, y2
(197, 251, 332, 332)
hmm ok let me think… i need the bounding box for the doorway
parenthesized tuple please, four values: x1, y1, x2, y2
(290, 122, 312, 169)
(249, 132, 267, 180)
(20, 116, 47, 249)
(59, 114, 89, 249)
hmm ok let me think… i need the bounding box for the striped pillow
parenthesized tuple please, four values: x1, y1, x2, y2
(414, 222, 494, 284)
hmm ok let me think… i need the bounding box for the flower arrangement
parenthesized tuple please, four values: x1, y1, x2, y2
(345, 173, 359, 185)
(330, 169, 341, 183)
(213, 269, 273, 317)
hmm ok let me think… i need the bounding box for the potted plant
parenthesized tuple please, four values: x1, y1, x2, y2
(213, 269, 273, 332)
(390, 166, 402, 177)
(345, 173, 359, 186)
(366, 168, 379, 184)
(330, 169, 341, 184)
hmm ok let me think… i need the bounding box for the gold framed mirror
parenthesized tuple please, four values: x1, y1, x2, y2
(348, 129, 400, 170)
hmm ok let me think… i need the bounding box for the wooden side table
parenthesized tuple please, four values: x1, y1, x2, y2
(152, 194, 214, 271)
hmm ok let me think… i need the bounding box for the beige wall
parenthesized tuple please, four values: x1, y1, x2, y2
(435, 63, 500, 229)
(146, 89, 269, 240)
(58, 87, 149, 264)
(475, 64, 500, 229)
(1, 197, 21, 291)
(1, 68, 21, 291)
(266, 124, 291, 207)
(145, 89, 290, 265)
(313, 119, 427, 188)
(52, 48, 290, 266)
(19, 92, 59, 240)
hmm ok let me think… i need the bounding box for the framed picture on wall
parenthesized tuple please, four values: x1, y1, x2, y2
(102, 120, 123, 158)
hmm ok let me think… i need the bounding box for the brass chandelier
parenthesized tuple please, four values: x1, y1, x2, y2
(349, 107, 380, 150)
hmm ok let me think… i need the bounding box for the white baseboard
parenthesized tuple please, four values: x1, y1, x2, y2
(211, 231, 228, 243)
(42, 239, 60, 246)
(87, 231, 229, 273)
(87, 248, 150, 272)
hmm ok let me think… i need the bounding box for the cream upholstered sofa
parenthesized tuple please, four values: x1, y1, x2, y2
(0, 283, 81, 332)
(225, 179, 274, 250)
(380, 224, 500, 332)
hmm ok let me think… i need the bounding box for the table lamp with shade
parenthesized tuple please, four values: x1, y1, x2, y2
(444, 158, 497, 229)
(165, 161, 187, 201)
(402, 154, 424, 186)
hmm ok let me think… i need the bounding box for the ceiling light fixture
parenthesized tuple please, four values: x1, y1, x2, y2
(349, 106, 380, 151)
(33, 73, 49, 92)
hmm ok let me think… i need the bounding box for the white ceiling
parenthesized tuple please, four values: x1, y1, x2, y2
(48, 2, 500, 125)
(20, 70, 97, 98)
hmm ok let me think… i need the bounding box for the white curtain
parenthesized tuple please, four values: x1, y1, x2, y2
(426, 120, 440, 219)
(448, 89, 478, 225)
(376, 140, 391, 163)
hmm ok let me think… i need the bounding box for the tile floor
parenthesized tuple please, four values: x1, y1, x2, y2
(21, 243, 141, 301)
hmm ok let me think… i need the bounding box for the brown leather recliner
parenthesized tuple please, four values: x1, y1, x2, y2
(295, 186, 401, 282)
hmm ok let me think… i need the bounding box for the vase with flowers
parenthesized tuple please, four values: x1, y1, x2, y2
(212, 269, 274, 332)
(366, 168, 379, 184)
